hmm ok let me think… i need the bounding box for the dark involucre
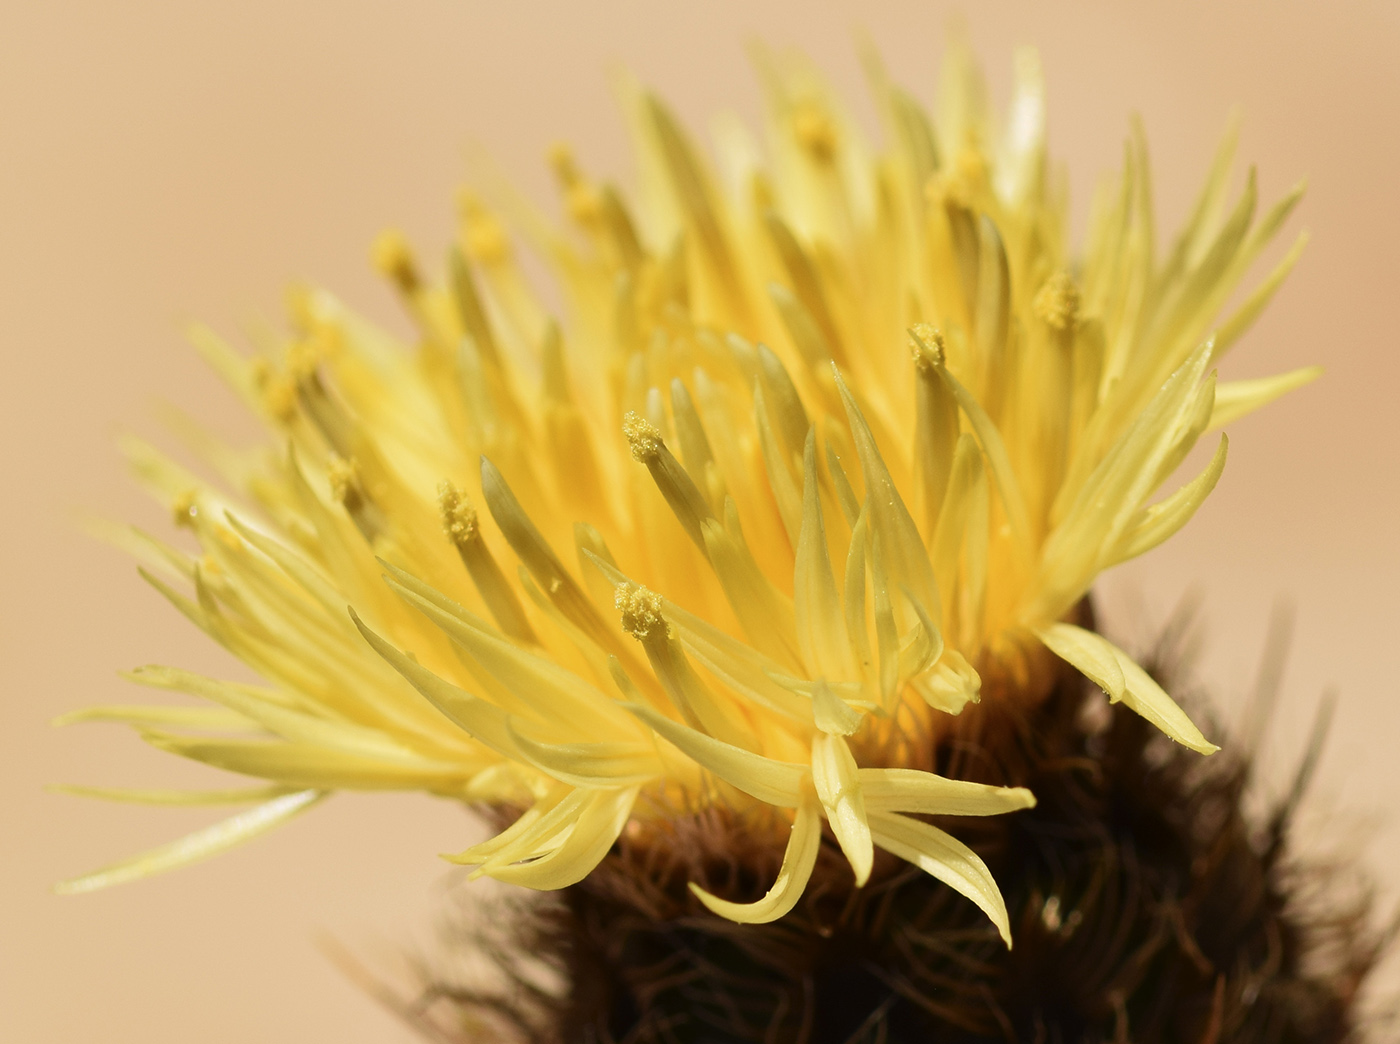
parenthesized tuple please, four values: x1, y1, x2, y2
(374, 609, 1390, 1044)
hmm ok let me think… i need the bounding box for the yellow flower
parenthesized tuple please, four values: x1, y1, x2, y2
(59, 40, 1316, 947)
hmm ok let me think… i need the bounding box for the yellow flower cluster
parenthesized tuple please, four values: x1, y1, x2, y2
(60, 41, 1315, 945)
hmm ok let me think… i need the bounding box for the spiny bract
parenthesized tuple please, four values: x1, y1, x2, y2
(61, 39, 1315, 946)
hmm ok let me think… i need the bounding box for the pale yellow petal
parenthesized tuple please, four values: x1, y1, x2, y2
(506, 720, 661, 789)
(1034, 622, 1125, 698)
(123, 665, 419, 760)
(794, 433, 858, 683)
(1035, 623, 1217, 754)
(832, 365, 943, 621)
(56, 790, 327, 894)
(860, 768, 1035, 817)
(626, 704, 806, 807)
(1213, 232, 1308, 356)
(1209, 367, 1321, 431)
(811, 678, 864, 736)
(351, 610, 525, 759)
(1113, 434, 1229, 563)
(811, 733, 873, 886)
(51, 784, 300, 806)
(689, 798, 821, 923)
(445, 784, 574, 865)
(909, 331, 1033, 559)
(868, 811, 1013, 947)
(381, 566, 638, 740)
(1116, 648, 1219, 755)
(484, 786, 639, 890)
(910, 649, 982, 716)
(55, 705, 256, 731)
(141, 730, 476, 790)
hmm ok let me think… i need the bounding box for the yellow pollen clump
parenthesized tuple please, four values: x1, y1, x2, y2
(622, 411, 664, 463)
(792, 99, 838, 162)
(547, 142, 577, 179)
(170, 489, 199, 529)
(567, 185, 603, 225)
(615, 582, 668, 642)
(909, 323, 946, 373)
(457, 190, 509, 264)
(370, 228, 420, 292)
(325, 455, 362, 507)
(284, 338, 322, 382)
(308, 321, 342, 361)
(950, 145, 989, 202)
(549, 143, 604, 225)
(1035, 272, 1081, 333)
(437, 481, 479, 547)
(261, 374, 299, 423)
(284, 284, 317, 333)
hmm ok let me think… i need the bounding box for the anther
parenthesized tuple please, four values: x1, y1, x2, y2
(441, 476, 535, 644)
(547, 143, 578, 182)
(171, 489, 199, 529)
(327, 455, 385, 543)
(326, 455, 363, 509)
(948, 146, 989, 205)
(456, 189, 509, 265)
(1034, 272, 1080, 334)
(548, 143, 603, 225)
(437, 481, 480, 547)
(792, 99, 838, 163)
(615, 582, 668, 642)
(308, 321, 342, 361)
(622, 411, 664, 464)
(908, 324, 946, 373)
(284, 338, 321, 383)
(622, 408, 715, 552)
(284, 284, 316, 333)
(262, 375, 299, 423)
(370, 229, 420, 294)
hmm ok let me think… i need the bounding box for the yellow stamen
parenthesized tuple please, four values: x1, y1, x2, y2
(548, 143, 604, 226)
(438, 480, 536, 645)
(1034, 272, 1081, 333)
(457, 189, 509, 265)
(370, 228, 420, 293)
(622, 411, 663, 463)
(615, 582, 668, 643)
(171, 489, 199, 530)
(437, 481, 479, 547)
(792, 99, 838, 162)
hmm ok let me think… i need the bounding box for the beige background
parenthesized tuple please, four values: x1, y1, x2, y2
(3, 2, 1398, 1040)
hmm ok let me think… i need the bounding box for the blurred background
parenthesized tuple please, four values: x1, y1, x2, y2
(2, 2, 1397, 1040)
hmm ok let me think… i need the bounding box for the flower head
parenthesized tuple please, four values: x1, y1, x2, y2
(61, 40, 1316, 946)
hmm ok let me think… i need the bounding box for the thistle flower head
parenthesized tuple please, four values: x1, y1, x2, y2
(62, 39, 1317, 946)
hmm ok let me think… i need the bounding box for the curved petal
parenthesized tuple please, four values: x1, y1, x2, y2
(1036, 623, 1217, 754)
(868, 810, 1013, 947)
(56, 790, 328, 895)
(626, 704, 807, 807)
(484, 786, 639, 890)
(689, 798, 822, 923)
